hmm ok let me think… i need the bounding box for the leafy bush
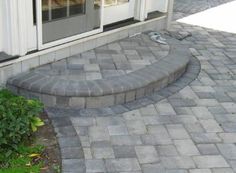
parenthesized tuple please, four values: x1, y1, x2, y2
(0, 89, 44, 160)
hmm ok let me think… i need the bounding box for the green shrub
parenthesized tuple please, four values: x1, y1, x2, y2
(0, 144, 44, 172)
(0, 89, 44, 160)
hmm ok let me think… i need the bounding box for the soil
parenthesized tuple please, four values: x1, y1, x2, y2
(34, 111, 61, 173)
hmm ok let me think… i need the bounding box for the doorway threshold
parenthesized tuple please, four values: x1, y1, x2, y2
(0, 52, 18, 63)
(104, 18, 139, 32)
(147, 11, 166, 20)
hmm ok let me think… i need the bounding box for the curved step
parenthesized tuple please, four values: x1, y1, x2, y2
(7, 38, 190, 108)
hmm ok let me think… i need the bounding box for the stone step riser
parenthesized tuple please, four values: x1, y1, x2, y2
(7, 65, 187, 108)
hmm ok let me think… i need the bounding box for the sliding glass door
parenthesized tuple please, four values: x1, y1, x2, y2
(38, 0, 102, 47)
(37, 0, 162, 49)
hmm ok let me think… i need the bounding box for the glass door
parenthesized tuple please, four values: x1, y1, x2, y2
(37, 0, 103, 48)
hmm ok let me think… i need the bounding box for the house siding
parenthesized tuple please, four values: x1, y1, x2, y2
(0, 0, 3, 52)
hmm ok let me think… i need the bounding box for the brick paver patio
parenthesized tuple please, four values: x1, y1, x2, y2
(38, 0, 236, 172)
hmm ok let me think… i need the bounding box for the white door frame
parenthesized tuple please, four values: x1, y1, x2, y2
(26, 0, 37, 52)
(36, 0, 104, 50)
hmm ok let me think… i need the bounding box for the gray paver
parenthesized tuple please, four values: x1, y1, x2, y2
(193, 155, 229, 168)
(88, 126, 110, 142)
(83, 148, 92, 159)
(191, 107, 213, 119)
(92, 147, 115, 159)
(166, 124, 190, 139)
(191, 133, 222, 144)
(217, 144, 236, 160)
(141, 134, 172, 145)
(62, 159, 85, 173)
(105, 158, 141, 172)
(142, 163, 165, 173)
(165, 170, 188, 173)
(135, 146, 160, 164)
(161, 156, 195, 169)
(85, 159, 106, 172)
(70, 117, 96, 127)
(61, 147, 84, 159)
(111, 135, 142, 146)
(219, 133, 236, 143)
(200, 119, 223, 133)
(126, 120, 147, 135)
(197, 144, 219, 155)
(174, 139, 200, 156)
(212, 168, 234, 173)
(156, 145, 179, 156)
(189, 169, 212, 173)
(155, 101, 176, 115)
(113, 146, 136, 158)
(107, 125, 129, 136)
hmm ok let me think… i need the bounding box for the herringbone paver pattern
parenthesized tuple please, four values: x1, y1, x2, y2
(47, 0, 236, 172)
(174, 0, 234, 20)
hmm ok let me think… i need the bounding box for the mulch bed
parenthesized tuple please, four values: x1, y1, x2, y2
(34, 111, 61, 173)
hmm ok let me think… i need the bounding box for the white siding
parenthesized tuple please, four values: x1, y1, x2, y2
(0, 1, 3, 52)
(26, 0, 37, 51)
(0, 0, 36, 56)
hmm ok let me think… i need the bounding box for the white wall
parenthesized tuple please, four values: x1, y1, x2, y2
(0, 0, 37, 56)
(146, 0, 169, 13)
(0, 1, 3, 52)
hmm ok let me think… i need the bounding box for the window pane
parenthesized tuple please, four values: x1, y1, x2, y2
(42, 0, 49, 22)
(42, 0, 86, 22)
(69, 0, 86, 16)
(51, 0, 67, 20)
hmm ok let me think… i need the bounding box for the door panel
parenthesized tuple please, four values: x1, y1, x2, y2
(41, 0, 101, 43)
(104, 0, 135, 25)
(146, 0, 168, 14)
